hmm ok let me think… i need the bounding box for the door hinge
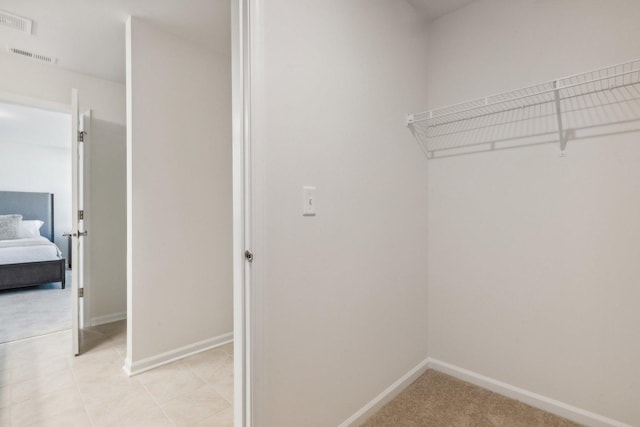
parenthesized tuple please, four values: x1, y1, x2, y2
(78, 288, 84, 297)
(78, 131, 86, 142)
(78, 210, 84, 220)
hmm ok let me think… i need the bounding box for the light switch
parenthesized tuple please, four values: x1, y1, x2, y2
(303, 186, 316, 216)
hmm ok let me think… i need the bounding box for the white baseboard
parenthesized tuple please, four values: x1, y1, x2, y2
(123, 356, 133, 376)
(91, 311, 127, 327)
(339, 357, 631, 427)
(427, 358, 631, 427)
(338, 357, 430, 427)
(122, 332, 233, 377)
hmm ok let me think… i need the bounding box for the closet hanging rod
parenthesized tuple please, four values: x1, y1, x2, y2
(409, 66, 640, 125)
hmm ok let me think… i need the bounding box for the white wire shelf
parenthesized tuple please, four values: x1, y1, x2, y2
(407, 59, 640, 159)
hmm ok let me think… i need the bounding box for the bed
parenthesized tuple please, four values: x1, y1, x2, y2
(0, 191, 66, 290)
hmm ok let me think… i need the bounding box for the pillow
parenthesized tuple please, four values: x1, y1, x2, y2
(0, 214, 23, 240)
(19, 219, 45, 239)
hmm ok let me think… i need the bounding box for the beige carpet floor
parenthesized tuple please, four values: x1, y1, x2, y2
(362, 370, 582, 427)
(0, 270, 71, 343)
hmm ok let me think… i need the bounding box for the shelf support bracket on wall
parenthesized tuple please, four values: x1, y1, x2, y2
(553, 80, 567, 156)
(406, 114, 431, 158)
(405, 114, 415, 127)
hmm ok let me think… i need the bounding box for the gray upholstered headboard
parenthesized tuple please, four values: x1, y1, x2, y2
(0, 191, 54, 242)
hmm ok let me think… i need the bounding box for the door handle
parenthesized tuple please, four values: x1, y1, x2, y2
(63, 231, 88, 238)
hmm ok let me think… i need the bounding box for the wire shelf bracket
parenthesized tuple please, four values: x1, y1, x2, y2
(407, 58, 640, 159)
(552, 80, 567, 156)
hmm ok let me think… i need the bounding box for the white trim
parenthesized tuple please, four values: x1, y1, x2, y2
(339, 357, 631, 427)
(232, 1, 253, 426)
(124, 15, 134, 381)
(91, 311, 127, 327)
(71, 88, 80, 357)
(80, 109, 92, 329)
(427, 359, 632, 427)
(338, 358, 430, 427)
(0, 89, 71, 113)
(123, 332, 233, 376)
(123, 356, 133, 377)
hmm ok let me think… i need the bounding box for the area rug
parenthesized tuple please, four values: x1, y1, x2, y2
(0, 270, 72, 343)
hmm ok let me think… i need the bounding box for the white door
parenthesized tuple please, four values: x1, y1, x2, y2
(70, 88, 87, 356)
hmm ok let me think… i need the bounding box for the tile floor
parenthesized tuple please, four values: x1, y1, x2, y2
(0, 320, 234, 426)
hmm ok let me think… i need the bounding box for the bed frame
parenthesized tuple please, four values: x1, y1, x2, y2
(0, 191, 66, 290)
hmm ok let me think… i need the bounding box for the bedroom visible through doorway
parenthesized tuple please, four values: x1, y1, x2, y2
(0, 100, 72, 343)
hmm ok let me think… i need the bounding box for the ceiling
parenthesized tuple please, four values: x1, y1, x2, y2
(0, 101, 71, 148)
(0, 0, 474, 84)
(0, 0, 231, 83)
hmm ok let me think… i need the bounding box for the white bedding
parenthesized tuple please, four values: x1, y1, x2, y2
(0, 237, 62, 265)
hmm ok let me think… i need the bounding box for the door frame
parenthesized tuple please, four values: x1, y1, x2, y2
(0, 89, 90, 347)
(71, 88, 80, 355)
(78, 109, 92, 329)
(71, 89, 91, 355)
(0, 90, 70, 115)
(232, 0, 257, 425)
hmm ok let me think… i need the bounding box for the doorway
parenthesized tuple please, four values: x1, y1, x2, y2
(0, 99, 73, 344)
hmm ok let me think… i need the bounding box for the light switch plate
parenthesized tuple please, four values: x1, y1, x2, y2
(303, 186, 316, 216)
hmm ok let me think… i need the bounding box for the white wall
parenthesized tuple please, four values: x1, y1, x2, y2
(427, 1, 640, 425)
(126, 18, 233, 367)
(89, 119, 127, 322)
(0, 52, 125, 125)
(251, 1, 430, 425)
(0, 52, 127, 325)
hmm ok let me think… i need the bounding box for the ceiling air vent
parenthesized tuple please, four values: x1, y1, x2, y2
(0, 10, 33, 35)
(8, 47, 57, 64)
